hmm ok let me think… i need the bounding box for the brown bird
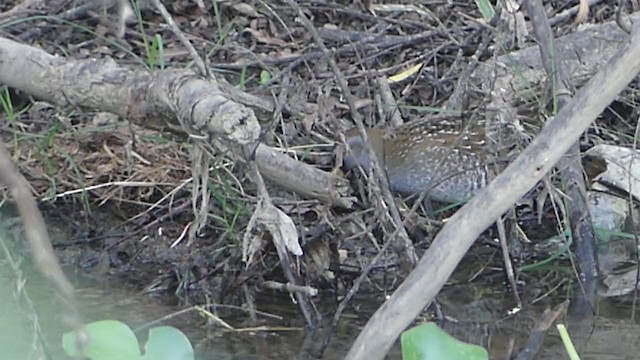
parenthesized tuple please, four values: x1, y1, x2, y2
(342, 119, 491, 203)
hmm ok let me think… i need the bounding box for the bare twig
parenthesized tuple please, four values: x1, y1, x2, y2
(347, 21, 640, 360)
(497, 217, 521, 307)
(524, 0, 599, 315)
(245, 160, 320, 327)
(284, 0, 418, 269)
(261, 280, 319, 297)
(514, 300, 570, 360)
(149, 0, 208, 77)
(0, 139, 87, 348)
(0, 38, 352, 206)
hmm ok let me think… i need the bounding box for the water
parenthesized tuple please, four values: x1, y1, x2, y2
(2, 216, 640, 359)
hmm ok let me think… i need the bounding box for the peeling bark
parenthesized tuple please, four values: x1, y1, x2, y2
(0, 37, 352, 206)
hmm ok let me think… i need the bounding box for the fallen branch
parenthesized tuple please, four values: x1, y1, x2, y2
(0, 37, 352, 207)
(346, 20, 640, 360)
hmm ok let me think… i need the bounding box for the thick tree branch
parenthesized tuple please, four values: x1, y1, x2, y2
(346, 23, 640, 360)
(0, 37, 352, 206)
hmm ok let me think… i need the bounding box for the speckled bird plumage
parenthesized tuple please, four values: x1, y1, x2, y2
(343, 119, 489, 203)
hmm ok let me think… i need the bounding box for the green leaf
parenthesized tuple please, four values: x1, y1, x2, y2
(474, 0, 495, 21)
(152, 34, 165, 69)
(141, 326, 194, 360)
(63, 320, 142, 360)
(401, 322, 488, 360)
(259, 69, 271, 86)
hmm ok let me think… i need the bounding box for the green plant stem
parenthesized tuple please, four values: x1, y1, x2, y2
(557, 324, 580, 360)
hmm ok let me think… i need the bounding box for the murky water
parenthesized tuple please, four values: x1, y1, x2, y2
(2, 217, 640, 359)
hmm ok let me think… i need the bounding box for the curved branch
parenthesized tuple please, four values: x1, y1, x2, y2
(346, 21, 640, 360)
(0, 37, 352, 206)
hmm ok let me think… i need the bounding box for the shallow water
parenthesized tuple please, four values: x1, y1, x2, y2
(2, 217, 640, 359)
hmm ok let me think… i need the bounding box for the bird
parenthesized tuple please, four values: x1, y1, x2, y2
(342, 118, 492, 204)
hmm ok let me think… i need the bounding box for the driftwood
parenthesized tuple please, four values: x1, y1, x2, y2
(473, 11, 639, 126)
(0, 37, 353, 207)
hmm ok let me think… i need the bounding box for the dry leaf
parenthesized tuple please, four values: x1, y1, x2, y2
(260, 205, 302, 256)
(242, 199, 302, 266)
(232, 3, 261, 18)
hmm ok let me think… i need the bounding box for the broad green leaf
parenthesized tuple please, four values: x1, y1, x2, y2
(63, 320, 141, 360)
(141, 326, 194, 360)
(401, 322, 488, 360)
